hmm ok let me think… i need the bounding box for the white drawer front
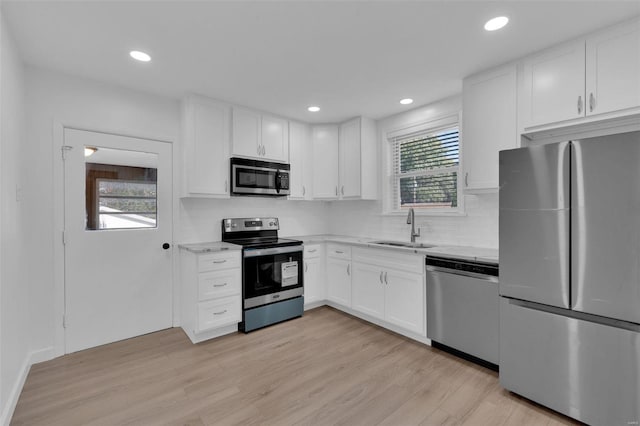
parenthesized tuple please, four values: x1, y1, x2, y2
(197, 295, 241, 333)
(197, 250, 241, 273)
(198, 269, 241, 302)
(304, 244, 324, 259)
(352, 247, 424, 275)
(326, 243, 351, 260)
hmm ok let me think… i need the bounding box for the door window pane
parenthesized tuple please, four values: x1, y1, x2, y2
(85, 147, 158, 230)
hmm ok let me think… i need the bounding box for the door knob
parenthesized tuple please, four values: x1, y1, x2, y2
(162, 243, 171, 250)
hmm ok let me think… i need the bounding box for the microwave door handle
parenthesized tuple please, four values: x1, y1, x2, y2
(275, 170, 281, 194)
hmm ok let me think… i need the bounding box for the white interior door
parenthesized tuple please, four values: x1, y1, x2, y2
(63, 128, 173, 353)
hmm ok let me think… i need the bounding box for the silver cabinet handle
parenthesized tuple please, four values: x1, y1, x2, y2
(379, 271, 383, 283)
(335, 250, 344, 254)
(224, 180, 228, 193)
(213, 260, 227, 264)
(341, 185, 344, 196)
(589, 92, 595, 112)
(577, 95, 583, 115)
(465, 172, 468, 187)
(213, 283, 227, 288)
(257, 145, 261, 155)
(347, 264, 350, 276)
(302, 186, 306, 196)
(213, 310, 227, 316)
(384, 272, 388, 284)
(335, 186, 338, 196)
(305, 262, 308, 273)
(308, 249, 317, 253)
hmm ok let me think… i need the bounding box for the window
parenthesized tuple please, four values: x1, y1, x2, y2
(388, 124, 461, 213)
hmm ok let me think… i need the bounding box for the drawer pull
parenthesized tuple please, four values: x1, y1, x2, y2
(212, 260, 227, 264)
(308, 249, 317, 253)
(213, 310, 227, 316)
(213, 283, 228, 287)
(335, 250, 344, 254)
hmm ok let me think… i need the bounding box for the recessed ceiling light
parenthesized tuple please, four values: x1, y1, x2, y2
(484, 16, 509, 31)
(84, 147, 97, 157)
(308, 106, 320, 112)
(400, 98, 414, 105)
(129, 50, 151, 62)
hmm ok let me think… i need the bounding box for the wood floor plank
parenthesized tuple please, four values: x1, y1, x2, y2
(11, 307, 580, 426)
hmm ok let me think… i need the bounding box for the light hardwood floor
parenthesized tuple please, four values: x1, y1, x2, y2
(12, 307, 580, 426)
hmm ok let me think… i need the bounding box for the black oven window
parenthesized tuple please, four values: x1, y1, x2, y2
(244, 251, 303, 299)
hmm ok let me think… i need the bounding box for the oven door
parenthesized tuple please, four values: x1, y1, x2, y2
(232, 163, 289, 196)
(243, 246, 303, 308)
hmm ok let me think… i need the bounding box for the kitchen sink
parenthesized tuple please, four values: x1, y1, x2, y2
(371, 240, 436, 249)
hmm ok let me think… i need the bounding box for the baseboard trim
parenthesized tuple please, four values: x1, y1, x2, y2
(0, 346, 55, 426)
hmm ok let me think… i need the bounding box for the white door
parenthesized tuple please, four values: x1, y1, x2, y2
(339, 118, 361, 198)
(351, 262, 385, 320)
(63, 128, 173, 353)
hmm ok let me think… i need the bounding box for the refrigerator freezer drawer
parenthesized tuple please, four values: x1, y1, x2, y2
(500, 297, 640, 426)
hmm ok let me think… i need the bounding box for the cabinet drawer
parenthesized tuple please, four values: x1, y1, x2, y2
(326, 243, 351, 260)
(197, 295, 241, 333)
(304, 244, 324, 259)
(197, 250, 241, 273)
(198, 269, 241, 301)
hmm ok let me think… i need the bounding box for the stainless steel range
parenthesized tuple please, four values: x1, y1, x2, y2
(221, 217, 303, 332)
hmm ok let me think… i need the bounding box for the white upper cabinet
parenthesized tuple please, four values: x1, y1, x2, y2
(261, 114, 289, 162)
(312, 117, 377, 200)
(232, 106, 289, 162)
(521, 18, 640, 131)
(585, 19, 640, 116)
(339, 117, 377, 200)
(521, 40, 586, 128)
(289, 121, 313, 200)
(312, 124, 340, 199)
(462, 64, 517, 192)
(232, 106, 262, 158)
(182, 95, 231, 198)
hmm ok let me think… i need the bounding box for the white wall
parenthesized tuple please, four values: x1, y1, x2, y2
(0, 10, 29, 424)
(327, 96, 499, 248)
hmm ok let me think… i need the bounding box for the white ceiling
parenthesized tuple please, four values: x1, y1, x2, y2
(2, 1, 639, 123)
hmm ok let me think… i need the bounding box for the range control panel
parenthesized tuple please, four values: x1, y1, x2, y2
(223, 217, 279, 233)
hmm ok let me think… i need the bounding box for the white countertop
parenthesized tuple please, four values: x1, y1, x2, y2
(178, 241, 242, 253)
(179, 235, 498, 263)
(290, 234, 498, 264)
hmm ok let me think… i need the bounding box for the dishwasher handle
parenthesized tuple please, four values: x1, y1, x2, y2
(426, 264, 499, 283)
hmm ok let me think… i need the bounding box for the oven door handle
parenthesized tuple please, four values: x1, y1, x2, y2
(244, 245, 303, 257)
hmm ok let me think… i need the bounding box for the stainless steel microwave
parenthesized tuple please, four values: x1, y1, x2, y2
(230, 157, 290, 196)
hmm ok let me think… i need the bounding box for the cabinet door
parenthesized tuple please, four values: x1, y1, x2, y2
(586, 19, 640, 116)
(462, 64, 516, 192)
(183, 96, 230, 197)
(326, 258, 351, 307)
(339, 118, 361, 198)
(352, 262, 385, 320)
(262, 114, 289, 162)
(304, 256, 324, 305)
(232, 106, 261, 158)
(312, 125, 339, 199)
(385, 269, 425, 336)
(289, 121, 310, 199)
(522, 40, 585, 128)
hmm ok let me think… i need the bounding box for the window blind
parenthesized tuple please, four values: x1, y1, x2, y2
(390, 127, 460, 211)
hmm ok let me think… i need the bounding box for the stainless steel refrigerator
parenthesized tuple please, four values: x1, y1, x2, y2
(499, 131, 640, 425)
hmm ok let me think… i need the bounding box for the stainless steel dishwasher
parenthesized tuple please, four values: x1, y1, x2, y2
(426, 255, 499, 367)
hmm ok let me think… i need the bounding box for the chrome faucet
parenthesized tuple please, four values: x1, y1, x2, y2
(406, 208, 421, 243)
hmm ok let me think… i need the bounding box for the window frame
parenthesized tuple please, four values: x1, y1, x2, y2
(383, 113, 465, 216)
(94, 177, 158, 230)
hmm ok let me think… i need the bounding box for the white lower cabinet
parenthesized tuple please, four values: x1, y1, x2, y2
(303, 244, 325, 308)
(326, 244, 352, 307)
(180, 248, 242, 343)
(352, 247, 426, 337)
